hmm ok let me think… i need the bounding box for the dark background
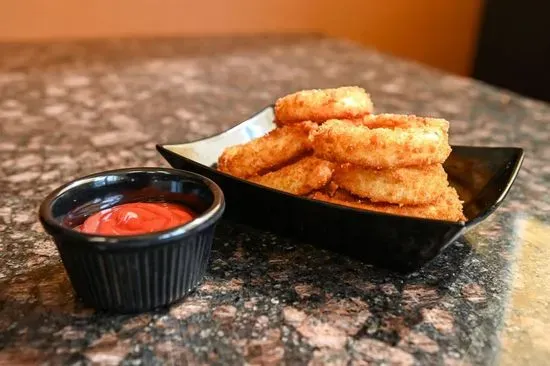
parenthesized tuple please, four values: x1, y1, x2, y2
(473, 0, 550, 102)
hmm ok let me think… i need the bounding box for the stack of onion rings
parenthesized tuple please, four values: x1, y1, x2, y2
(217, 87, 465, 222)
(309, 113, 464, 221)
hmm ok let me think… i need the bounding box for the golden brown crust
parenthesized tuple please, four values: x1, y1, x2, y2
(217, 121, 317, 179)
(310, 186, 465, 222)
(333, 163, 449, 205)
(310, 118, 451, 169)
(274, 86, 374, 125)
(323, 181, 340, 197)
(331, 188, 358, 201)
(249, 156, 334, 195)
(359, 113, 449, 131)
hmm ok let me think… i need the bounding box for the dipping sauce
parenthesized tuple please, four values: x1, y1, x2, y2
(76, 202, 196, 236)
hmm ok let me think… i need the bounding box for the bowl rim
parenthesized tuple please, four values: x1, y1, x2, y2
(38, 167, 225, 248)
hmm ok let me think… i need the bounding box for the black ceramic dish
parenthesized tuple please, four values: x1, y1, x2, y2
(156, 106, 524, 273)
(39, 168, 225, 313)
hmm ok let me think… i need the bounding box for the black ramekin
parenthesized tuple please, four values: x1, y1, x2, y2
(38, 168, 225, 313)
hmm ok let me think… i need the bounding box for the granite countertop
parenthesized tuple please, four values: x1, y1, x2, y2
(0, 35, 548, 366)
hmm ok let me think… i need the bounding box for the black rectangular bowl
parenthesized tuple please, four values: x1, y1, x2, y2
(156, 106, 524, 273)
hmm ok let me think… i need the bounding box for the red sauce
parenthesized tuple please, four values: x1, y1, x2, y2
(76, 202, 196, 236)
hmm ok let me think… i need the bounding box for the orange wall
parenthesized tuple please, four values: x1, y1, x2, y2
(0, 0, 483, 75)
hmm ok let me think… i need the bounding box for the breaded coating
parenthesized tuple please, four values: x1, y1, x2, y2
(274, 86, 373, 125)
(333, 163, 449, 205)
(323, 181, 340, 197)
(218, 121, 317, 179)
(311, 186, 465, 222)
(311, 117, 451, 169)
(331, 188, 357, 201)
(360, 113, 449, 131)
(249, 156, 334, 195)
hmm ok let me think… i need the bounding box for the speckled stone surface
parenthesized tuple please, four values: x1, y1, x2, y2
(0, 35, 549, 365)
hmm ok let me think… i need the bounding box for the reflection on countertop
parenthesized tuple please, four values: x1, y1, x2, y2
(0, 35, 549, 365)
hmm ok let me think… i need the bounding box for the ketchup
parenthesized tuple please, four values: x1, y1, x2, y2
(76, 202, 195, 236)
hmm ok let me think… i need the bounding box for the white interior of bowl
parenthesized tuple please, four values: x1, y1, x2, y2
(165, 107, 275, 167)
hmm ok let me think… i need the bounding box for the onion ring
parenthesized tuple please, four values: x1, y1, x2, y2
(218, 121, 317, 179)
(310, 116, 451, 169)
(333, 163, 449, 205)
(359, 113, 449, 130)
(249, 156, 334, 195)
(311, 186, 465, 222)
(274, 86, 373, 125)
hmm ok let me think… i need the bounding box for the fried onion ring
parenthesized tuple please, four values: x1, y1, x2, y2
(274, 86, 373, 125)
(218, 121, 317, 179)
(311, 186, 465, 222)
(359, 113, 449, 131)
(249, 156, 334, 195)
(333, 163, 449, 205)
(310, 116, 451, 169)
